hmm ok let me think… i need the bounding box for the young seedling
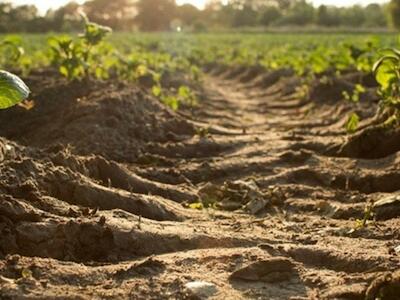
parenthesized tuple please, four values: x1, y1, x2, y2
(372, 48, 400, 124)
(355, 200, 375, 229)
(345, 112, 360, 134)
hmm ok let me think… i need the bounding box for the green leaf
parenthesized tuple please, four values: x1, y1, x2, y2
(162, 95, 179, 110)
(373, 56, 399, 90)
(0, 70, 30, 109)
(152, 85, 162, 97)
(345, 113, 360, 134)
(81, 16, 112, 46)
(178, 86, 190, 98)
(372, 55, 398, 74)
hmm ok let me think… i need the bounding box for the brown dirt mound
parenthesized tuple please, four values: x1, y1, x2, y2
(0, 70, 195, 163)
(334, 125, 400, 159)
(308, 76, 353, 104)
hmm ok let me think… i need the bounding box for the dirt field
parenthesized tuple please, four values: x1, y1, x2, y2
(0, 67, 400, 299)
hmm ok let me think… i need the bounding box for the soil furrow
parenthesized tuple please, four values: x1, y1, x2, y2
(1, 69, 399, 299)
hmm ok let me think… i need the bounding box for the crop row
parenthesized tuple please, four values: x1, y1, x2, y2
(0, 18, 399, 130)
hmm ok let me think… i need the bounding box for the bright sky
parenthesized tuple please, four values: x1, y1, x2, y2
(8, 0, 390, 13)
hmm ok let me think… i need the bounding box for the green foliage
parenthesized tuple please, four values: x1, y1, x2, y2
(373, 48, 400, 109)
(0, 36, 25, 69)
(80, 14, 112, 46)
(343, 84, 366, 103)
(150, 84, 197, 111)
(345, 113, 360, 134)
(0, 35, 31, 73)
(355, 200, 375, 229)
(49, 36, 85, 80)
(49, 15, 112, 80)
(0, 70, 30, 109)
(178, 85, 197, 107)
(0, 32, 395, 114)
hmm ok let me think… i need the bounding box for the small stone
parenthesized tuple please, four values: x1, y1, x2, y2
(184, 281, 218, 299)
(229, 257, 296, 282)
(244, 198, 269, 214)
(373, 194, 400, 220)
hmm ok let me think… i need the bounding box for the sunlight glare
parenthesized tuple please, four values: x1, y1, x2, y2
(176, 0, 207, 9)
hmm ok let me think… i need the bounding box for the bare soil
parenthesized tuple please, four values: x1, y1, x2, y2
(0, 67, 399, 299)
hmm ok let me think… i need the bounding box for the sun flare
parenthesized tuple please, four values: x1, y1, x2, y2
(176, 0, 207, 9)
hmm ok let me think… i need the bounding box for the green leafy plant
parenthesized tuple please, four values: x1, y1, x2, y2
(177, 85, 197, 107)
(373, 49, 400, 109)
(49, 14, 112, 80)
(49, 36, 85, 80)
(343, 84, 365, 134)
(151, 82, 197, 110)
(80, 14, 112, 47)
(0, 36, 25, 68)
(0, 70, 30, 109)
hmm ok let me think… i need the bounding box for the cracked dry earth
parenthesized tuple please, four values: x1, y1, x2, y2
(1, 67, 400, 300)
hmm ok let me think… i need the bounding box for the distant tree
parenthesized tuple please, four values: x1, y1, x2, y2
(316, 5, 339, 27)
(339, 5, 365, 27)
(0, 3, 12, 32)
(259, 5, 281, 26)
(10, 5, 37, 22)
(200, 0, 232, 28)
(389, 0, 400, 29)
(9, 5, 38, 31)
(135, 0, 177, 31)
(229, 0, 295, 10)
(279, 0, 314, 26)
(176, 4, 201, 27)
(28, 16, 52, 33)
(0, 0, 393, 33)
(193, 20, 207, 32)
(364, 3, 386, 28)
(50, 2, 81, 32)
(232, 4, 258, 27)
(316, 5, 328, 26)
(84, 0, 135, 30)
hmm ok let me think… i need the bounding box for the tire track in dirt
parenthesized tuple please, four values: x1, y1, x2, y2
(1, 68, 400, 299)
(130, 70, 400, 299)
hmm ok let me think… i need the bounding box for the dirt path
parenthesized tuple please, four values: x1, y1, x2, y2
(1, 70, 400, 299)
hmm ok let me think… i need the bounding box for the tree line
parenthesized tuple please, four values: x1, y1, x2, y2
(1, 0, 399, 33)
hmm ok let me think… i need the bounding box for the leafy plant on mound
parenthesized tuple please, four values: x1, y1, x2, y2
(0, 70, 30, 109)
(373, 47, 400, 126)
(49, 14, 113, 80)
